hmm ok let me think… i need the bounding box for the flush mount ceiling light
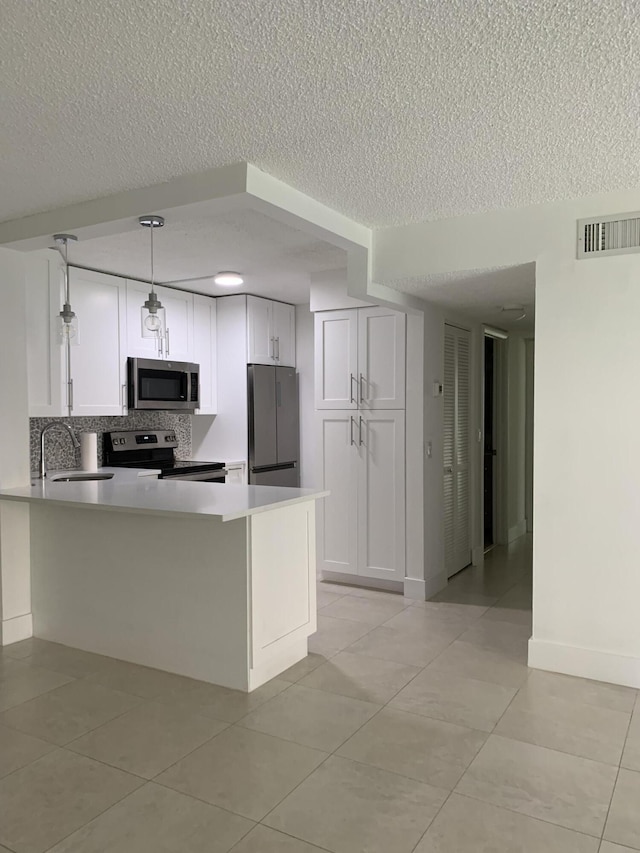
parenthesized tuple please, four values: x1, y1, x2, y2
(53, 233, 79, 345)
(500, 304, 527, 321)
(213, 271, 243, 287)
(139, 215, 166, 341)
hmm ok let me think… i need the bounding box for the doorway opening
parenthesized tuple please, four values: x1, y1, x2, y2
(484, 336, 496, 550)
(482, 327, 507, 551)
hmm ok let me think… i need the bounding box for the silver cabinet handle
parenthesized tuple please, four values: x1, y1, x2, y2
(165, 327, 170, 356)
(359, 416, 364, 446)
(270, 337, 275, 360)
(276, 336, 280, 361)
(350, 417, 357, 446)
(69, 378, 74, 413)
(158, 334, 163, 358)
(122, 383, 127, 410)
(350, 373, 357, 404)
(359, 373, 366, 404)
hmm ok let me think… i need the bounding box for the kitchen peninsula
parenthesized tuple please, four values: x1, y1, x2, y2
(0, 479, 327, 691)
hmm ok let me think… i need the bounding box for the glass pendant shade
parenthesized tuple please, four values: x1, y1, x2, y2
(58, 303, 79, 345)
(141, 291, 166, 338)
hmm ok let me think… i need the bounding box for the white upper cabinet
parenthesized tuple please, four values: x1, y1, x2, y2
(272, 301, 296, 367)
(357, 307, 406, 409)
(314, 310, 358, 410)
(314, 306, 405, 410)
(155, 285, 193, 362)
(125, 280, 162, 360)
(193, 294, 217, 415)
(69, 269, 127, 416)
(126, 282, 194, 362)
(247, 295, 274, 364)
(247, 295, 296, 366)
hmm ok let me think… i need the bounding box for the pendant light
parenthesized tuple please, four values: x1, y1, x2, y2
(54, 234, 79, 345)
(139, 215, 166, 339)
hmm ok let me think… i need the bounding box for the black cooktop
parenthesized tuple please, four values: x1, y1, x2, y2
(104, 430, 225, 476)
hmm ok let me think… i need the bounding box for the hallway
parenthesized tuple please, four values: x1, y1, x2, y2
(0, 537, 638, 852)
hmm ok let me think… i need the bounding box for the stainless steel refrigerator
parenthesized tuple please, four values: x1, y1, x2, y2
(248, 364, 300, 487)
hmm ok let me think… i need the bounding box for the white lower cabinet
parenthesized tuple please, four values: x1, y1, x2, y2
(316, 412, 359, 576)
(316, 410, 405, 582)
(357, 411, 406, 581)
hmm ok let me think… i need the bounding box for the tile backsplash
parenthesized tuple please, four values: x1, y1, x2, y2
(30, 413, 191, 473)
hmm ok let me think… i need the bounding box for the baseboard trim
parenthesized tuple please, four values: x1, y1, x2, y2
(508, 520, 527, 543)
(1, 613, 33, 646)
(471, 545, 484, 567)
(320, 570, 403, 593)
(528, 637, 640, 690)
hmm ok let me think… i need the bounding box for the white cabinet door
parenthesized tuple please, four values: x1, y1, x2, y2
(357, 307, 406, 409)
(193, 294, 217, 415)
(126, 280, 162, 360)
(444, 325, 472, 578)
(247, 296, 274, 364)
(69, 269, 127, 416)
(314, 310, 358, 409)
(155, 285, 193, 362)
(357, 410, 405, 581)
(272, 301, 296, 367)
(26, 255, 66, 417)
(316, 411, 359, 576)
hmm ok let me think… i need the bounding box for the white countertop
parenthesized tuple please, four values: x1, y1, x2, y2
(0, 477, 328, 522)
(35, 467, 162, 483)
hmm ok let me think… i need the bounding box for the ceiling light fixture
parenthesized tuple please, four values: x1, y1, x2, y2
(213, 271, 243, 287)
(54, 233, 79, 345)
(139, 214, 166, 340)
(500, 304, 527, 321)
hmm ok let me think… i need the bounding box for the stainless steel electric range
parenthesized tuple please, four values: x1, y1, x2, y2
(104, 430, 227, 483)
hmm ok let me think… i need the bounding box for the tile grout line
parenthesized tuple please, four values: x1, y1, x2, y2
(597, 698, 637, 845)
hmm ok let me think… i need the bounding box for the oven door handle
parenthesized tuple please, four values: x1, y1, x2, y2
(162, 469, 228, 482)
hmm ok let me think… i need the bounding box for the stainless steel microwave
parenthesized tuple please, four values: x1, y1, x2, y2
(127, 358, 200, 412)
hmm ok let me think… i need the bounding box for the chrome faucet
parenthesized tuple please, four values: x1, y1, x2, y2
(39, 422, 80, 479)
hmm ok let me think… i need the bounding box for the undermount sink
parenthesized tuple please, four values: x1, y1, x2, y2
(49, 473, 115, 482)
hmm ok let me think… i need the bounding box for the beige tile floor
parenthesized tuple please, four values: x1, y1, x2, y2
(1, 535, 639, 852)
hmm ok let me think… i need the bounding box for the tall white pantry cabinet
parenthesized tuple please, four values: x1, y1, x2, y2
(314, 306, 406, 584)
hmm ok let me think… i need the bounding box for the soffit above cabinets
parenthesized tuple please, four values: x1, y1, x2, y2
(63, 208, 347, 305)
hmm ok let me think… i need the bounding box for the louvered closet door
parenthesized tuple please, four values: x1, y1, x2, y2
(444, 325, 472, 577)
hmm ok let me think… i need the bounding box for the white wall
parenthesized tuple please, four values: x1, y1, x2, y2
(295, 305, 316, 488)
(0, 247, 32, 644)
(525, 339, 535, 532)
(374, 187, 640, 688)
(506, 333, 527, 541)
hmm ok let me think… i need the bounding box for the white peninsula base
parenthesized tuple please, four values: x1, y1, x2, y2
(29, 498, 317, 691)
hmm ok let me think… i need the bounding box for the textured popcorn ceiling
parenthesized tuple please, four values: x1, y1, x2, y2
(387, 264, 536, 329)
(65, 208, 346, 303)
(2, 0, 639, 228)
